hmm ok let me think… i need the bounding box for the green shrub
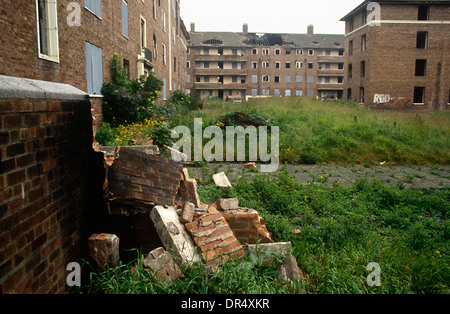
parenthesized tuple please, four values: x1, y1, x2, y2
(95, 122, 116, 145)
(102, 54, 164, 127)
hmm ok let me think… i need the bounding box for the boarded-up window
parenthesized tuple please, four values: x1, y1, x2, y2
(84, 0, 101, 17)
(122, 0, 128, 37)
(85, 42, 103, 95)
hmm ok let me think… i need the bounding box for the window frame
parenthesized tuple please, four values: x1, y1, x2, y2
(36, 0, 59, 63)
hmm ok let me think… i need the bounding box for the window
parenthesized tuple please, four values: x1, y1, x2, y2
(162, 43, 167, 65)
(84, 0, 101, 17)
(262, 75, 269, 82)
(347, 88, 352, 101)
(85, 42, 103, 95)
(251, 75, 257, 83)
(307, 90, 313, 97)
(251, 62, 257, 69)
(360, 87, 365, 103)
(232, 76, 237, 83)
(262, 89, 270, 96)
(123, 59, 130, 79)
(418, 6, 429, 20)
(308, 63, 313, 69)
(162, 8, 166, 31)
(339, 49, 344, 56)
(414, 87, 425, 104)
(348, 64, 353, 79)
(275, 49, 281, 55)
(275, 62, 280, 69)
(296, 75, 303, 83)
(232, 49, 238, 55)
(285, 76, 291, 83)
(361, 61, 366, 77)
(140, 17, 147, 48)
(122, 0, 128, 38)
(203, 62, 209, 68)
(307, 76, 313, 84)
(286, 62, 291, 69)
(173, 57, 176, 72)
(308, 49, 314, 56)
(361, 34, 366, 51)
(153, 35, 157, 58)
(415, 59, 427, 76)
(296, 49, 303, 55)
(285, 89, 291, 97)
(262, 49, 269, 55)
(232, 62, 237, 69)
(186, 75, 190, 83)
(274, 76, 280, 83)
(262, 62, 269, 68)
(252, 48, 258, 55)
(162, 78, 167, 100)
(285, 49, 291, 55)
(417, 32, 428, 49)
(251, 89, 257, 96)
(274, 89, 280, 96)
(349, 40, 353, 55)
(36, 0, 59, 62)
(296, 90, 303, 96)
(296, 62, 303, 68)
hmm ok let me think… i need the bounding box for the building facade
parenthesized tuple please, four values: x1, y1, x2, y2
(187, 24, 345, 102)
(0, 0, 190, 121)
(341, 0, 450, 109)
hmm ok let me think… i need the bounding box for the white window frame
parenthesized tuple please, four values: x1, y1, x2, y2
(35, 0, 59, 63)
(162, 8, 166, 32)
(162, 43, 167, 65)
(140, 16, 147, 49)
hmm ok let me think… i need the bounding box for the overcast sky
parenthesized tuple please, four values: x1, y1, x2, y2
(180, 0, 363, 34)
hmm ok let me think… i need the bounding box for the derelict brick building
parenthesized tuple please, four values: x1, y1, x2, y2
(341, 0, 450, 109)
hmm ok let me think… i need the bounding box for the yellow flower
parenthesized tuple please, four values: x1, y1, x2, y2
(436, 251, 441, 255)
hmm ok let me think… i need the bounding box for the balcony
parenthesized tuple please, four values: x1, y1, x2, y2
(193, 54, 247, 62)
(193, 82, 247, 90)
(194, 68, 247, 76)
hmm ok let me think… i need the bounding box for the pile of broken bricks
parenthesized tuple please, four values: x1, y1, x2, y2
(88, 145, 305, 286)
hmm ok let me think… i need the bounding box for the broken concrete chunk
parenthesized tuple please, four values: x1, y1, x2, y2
(277, 254, 305, 284)
(212, 172, 232, 189)
(150, 205, 202, 264)
(88, 233, 120, 269)
(244, 162, 257, 169)
(167, 222, 180, 235)
(143, 247, 182, 282)
(180, 201, 195, 224)
(215, 198, 239, 210)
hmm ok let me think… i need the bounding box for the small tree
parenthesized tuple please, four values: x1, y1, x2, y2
(102, 54, 164, 127)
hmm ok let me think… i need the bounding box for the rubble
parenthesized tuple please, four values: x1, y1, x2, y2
(89, 144, 304, 287)
(142, 247, 183, 282)
(88, 233, 120, 269)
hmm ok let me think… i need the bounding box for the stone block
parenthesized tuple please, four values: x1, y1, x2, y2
(212, 172, 232, 189)
(150, 205, 202, 264)
(180, 201, 195, 224)
(88, 233, 120, 269)
(215, 198, 239, 210)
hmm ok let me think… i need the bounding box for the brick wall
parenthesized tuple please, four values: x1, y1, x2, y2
(0, 80, 97, 293)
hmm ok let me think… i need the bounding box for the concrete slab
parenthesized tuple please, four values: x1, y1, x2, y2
(150, 205, 202, 264)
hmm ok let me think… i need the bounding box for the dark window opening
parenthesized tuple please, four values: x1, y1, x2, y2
(418, 6, 429, 20)
(415, 59, 427, 76)
(414, 87, 425, 103)
(416, 32, 428, 49)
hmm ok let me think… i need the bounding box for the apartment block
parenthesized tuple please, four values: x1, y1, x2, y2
(341, 0, 450, 109)
(187, 24, 345, 102)
(0, 0, 190, 119)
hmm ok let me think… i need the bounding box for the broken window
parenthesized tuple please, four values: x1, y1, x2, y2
(414, 86, 425, 104)
(285, 76, 291, 83)
(415, 59, 427, 76)
(360, 87, 365, 103)
(347, 88, 352, 101)
(285, 89, 291, 96)
(417, 32, 428, 49)
(251, 62, 257, 69)
(418, 6, 429, 20)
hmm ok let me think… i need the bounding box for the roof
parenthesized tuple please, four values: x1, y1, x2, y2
(188, 32, 344, 49)
(340, 0, 450, 21)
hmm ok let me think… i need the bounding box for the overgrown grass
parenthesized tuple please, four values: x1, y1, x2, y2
(170, 97, 450, 165)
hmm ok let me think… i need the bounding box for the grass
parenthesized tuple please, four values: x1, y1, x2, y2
(79, 97, 449, 294)
(170, 97, 450, 165)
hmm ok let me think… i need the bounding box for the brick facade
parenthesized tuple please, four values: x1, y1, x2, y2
(0, 95, 95, 293)
(187, 24, 345, 102)
(0, 0, 190, 120)
(341, 0, 450, 109)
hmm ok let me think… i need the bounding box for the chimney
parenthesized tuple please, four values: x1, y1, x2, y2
(307, 24, 314, 35)
(190, 22, 195, 32)
(243, 23, 248, 34)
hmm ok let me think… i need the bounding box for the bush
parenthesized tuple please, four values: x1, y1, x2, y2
(95, 122, 115, 145)
(102, 54, 164, 127)
(168, 90, 202, 113)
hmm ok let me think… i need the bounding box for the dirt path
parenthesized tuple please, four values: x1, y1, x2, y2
(186, 163, 450, 189)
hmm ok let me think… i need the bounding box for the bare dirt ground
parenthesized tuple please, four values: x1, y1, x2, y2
(187, 163, 450, 189)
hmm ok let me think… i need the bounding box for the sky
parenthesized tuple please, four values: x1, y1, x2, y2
(180, 0, 364, 34)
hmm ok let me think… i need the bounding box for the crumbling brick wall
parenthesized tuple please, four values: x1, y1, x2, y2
(0, 77, 96, 293)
